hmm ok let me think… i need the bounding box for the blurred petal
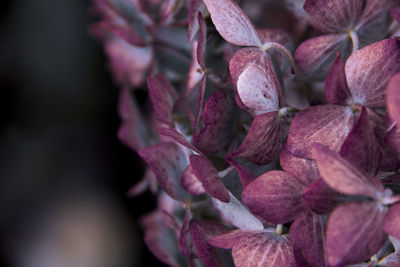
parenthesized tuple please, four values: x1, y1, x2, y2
(179, 204, 193, 258)
(294, 34, 351, 81)
(286, 104, 355, 159)
(325, 51, 352, 105)
(387, 73, 400, 125)
(345, 38, 400, 108)
(188, 0, 204, 41)
(383, 203, 400, 240)
(326, 202, 388, 266)
(229, 112, 283, 165)
(203, 0, 261, 46)
(290, 212, 328, 267)
(242, 170, 306, 224)
(385, 124, 400, 157)
(304, 0, 363, 33)
(212, 191, 264, 230)
(190, 154, 230, 202)
(209, 230, 297, 267)
(138, 142, 188, 200)
(186, 40, 204, 94)
(193, 90, 235, 156)
(197, 14, 207, 69)
(181, 165, 206, 195)
(158, 127, 203, 154)
(302, 178, 347, 214)
(312, 144, 384, 198)
(392, 6, 400, 22)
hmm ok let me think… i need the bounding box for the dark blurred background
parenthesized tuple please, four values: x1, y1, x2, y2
(0, 0, 165, 266)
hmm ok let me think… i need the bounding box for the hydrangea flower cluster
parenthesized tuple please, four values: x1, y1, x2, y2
(91, 0, 400, 266)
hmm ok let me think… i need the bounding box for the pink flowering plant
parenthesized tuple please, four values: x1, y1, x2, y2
(91, 0, 400, 266)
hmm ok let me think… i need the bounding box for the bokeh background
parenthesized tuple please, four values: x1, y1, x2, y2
(0, 0, 165, 266)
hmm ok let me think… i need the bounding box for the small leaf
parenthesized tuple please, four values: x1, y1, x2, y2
(203, 0, 261, 46)
(242, 170, 306, 224)
(325, 51, 352, 105)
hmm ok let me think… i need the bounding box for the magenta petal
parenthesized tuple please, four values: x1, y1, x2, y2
(188, 0, 204, 41)
(181, 165, 206, 195)
(209, 230, 297, 267)
(189, 155, 230, 202)
(340, 107, 380, 175)
(286, 104, 355, 159)
(290, 212, 328, 267)
(196, 14, 206, 69)
(203, 0, 261, 47)
(326, 202, 388, 266)
(325, 51, 352, 105)
(193, 90, 234, 156)
(226, 158, 257, 187)
(212, 191, 264, 230)
(148, 74, 177, 127)
(345, 39, 400, 108)
(138, 143, 188, 200)
(392, 6, 400, 22)
(186, 40, 205, 93)
(302, 178, 347, 214)
(279, 146, 319, 186)
(294, 34, 352, 81)
(229, 112, 283, 165)
(158, 127, 203, 155)
(383, 203, 400, 240)
(242, 170, 306, 224)
(312, 144, 383, 198)
(304, 0, 363, 33)
(387, 73, 400, 126)
(385, 125, 400, 158)
(178, 204, 193, 258)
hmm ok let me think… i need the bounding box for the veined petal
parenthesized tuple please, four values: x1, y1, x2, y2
(387, 73, 400, 126)
(226, 159, 257, 188)
(242, 170, 306, 224)
(325, 51, 352, 105)
(345, 38, 400, 108)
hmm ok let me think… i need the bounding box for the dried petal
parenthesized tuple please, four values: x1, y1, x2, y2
(203, 0, 261, 46)
(158, 127, 203, 155)
(188, 0, 204, 41)
(383, 203, 400, 240)
(226, 158, 257, 188)
(325, 51, 352, 105)
(387, 73, 400, 125)
(181, 165, 206, 195)
(326, 202, 388, 266)
(179, 204, 193, 258)
(242, 170, 306, 224)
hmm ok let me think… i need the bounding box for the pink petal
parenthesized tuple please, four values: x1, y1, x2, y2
(312, 144, 384, 198)
(226, 158, 257, 187)
(290, 212, 328, 267)
(138, 142, 188, 200)
(188, 0, 204, 41)
(286, 104, 356, 159)
(229, 112, 283, 165)
(98, 21, 147, 47)
(186, 40, 205, 94)
(294, 34, 352, 81)
(324, 51, 352, 105)
(242, 170, 306, 224)
(385, 124, 400, 159)
(181, 165, 206, 195)
(190, 154, 230, 202)
(345, 38, 400, 108)
(203, 0, 261, 47)
(193, 90, 235, 156)
(383, 203, 400, 240)
(387, 73, 400, 125)
(279, 146, 320, 186)
(304, 0, 363, 33)
(340, 107, 380, 175)
(158, 127, 203, 155)
(147, 74, 177, 127)
(209, 230, 297, 267)
(326, 202, 388, 266)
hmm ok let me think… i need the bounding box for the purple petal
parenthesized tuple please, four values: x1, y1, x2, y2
(340, 107, 380, 175)
(326, 202, 388, 266)
(392, 6, 400, 22)
(99, 21, 147, 47)
(181, 165, 206, 195)
(387, 73, 400, 125)
(209, 230, 297, 267)
(294, 34, 352, 81)
(193, 90, 235, 156)
(302, 178, 347, 214)
(203, 0, 261, 47)
(197, 13, 206, 69)
(186, 40, 205, 94)
(179, 204, 193, 258)
(190, 154, 230, 202)
(158, 127, 203, 155)
(286, 104, 355, 159)
(188, 0, 204, 41)
(383, 203, 400, 240)
(138, 142, 188, 200)
(189, 220, 228, 267)
(345, 38, 400, 108)
(304, 0, 363, 33)
(148, 74, 177, 127)
(226, 158, 257, 187)
(290, 212, 328, 267)
(242, 170, 306, 224)
(212, 191, 264, 230)
(279, 146, 320, 186)
(229, 112, 283, 165)
(324, 51, 352, 105)
(312, 144, 384, 198)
